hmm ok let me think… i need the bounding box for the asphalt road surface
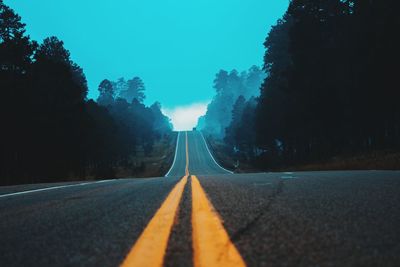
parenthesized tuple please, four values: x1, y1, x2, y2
(1, 131, 400, 266)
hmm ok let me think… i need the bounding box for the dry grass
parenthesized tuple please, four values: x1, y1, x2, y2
(207, 136, 400, 173)
(284, 151, 400, 172)
(204, 138, 236, 170)
(116, 133, 177, 178)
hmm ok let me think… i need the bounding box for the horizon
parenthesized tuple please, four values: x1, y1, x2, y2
(5, 0, 288, 130)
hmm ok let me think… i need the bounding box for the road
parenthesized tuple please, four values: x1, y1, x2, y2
(1, 131, 400, 266)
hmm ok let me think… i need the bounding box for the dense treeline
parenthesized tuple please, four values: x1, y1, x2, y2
(205, 0, 400, 169)
(224, 96, 258, 161)
(197, 66, 265, 138)
(0, 1, 171, 185)
(255, 0, 400, 168)
(96, 77, 172, 156)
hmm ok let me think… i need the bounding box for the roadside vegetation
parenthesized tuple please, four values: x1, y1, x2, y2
(199, 0, 400, 172)
(112, 132, 177, 178)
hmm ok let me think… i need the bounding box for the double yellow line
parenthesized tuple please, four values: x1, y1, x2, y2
(121, 132, 246, 267)
(185, 132, 189, 176)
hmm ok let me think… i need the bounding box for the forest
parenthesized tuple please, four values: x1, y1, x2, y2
(0, 1, 172, 185)
(200, 0, 400, 170)
(2, 0, 400, 185)
(197, 66, 265, 139)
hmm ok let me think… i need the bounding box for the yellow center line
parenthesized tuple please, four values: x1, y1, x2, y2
(121, 131, 190, 267)
(185, 131, 189, 176)
(120, 175, 188, 267)
(191, 175, 246, 267)
(121, 132, 245, 267)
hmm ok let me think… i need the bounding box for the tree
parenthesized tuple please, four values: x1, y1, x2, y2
(198, 66, 264, 139)
(113, 77, 127, 96)
(34, 36, 70, 64)
(27, 36, 88, 178)
(0, 0, 37, 183)
(0, 1, 37, 74)
(225, 95, 246, 148)
(120, 76, 145, 103)
(97, 75, 172, 156)
(0, 0, 174, 184)
(213, 70, 229, 93)
(254, 0, 400, 169)
(150, 102, 173, 138)
(244, 66, 265, 97)
(97, 79, 114, 106)
(31, 36, 87, 107)
(236, 97, 258, 158)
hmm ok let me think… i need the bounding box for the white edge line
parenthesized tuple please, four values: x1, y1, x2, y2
(0, 179, 114, 199)
(165, 131, 180, 177)
(200, 131, 233, 174)
(281, 176, 297, 179)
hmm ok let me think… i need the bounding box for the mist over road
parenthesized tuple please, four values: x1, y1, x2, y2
(1, 131, 400, 266)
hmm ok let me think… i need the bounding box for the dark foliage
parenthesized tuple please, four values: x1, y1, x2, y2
(255, 0, 400, 168)
(225, 97, 258, 161)
(197, 66, 265, 138)
(215, 0, 400, 170)
(0, 1, 171, 184)
(96, 78, 172, 156)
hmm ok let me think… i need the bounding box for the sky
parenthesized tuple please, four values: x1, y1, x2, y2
(5, 0, 288, 130)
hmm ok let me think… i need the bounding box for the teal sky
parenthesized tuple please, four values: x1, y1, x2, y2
(5, 0, 288, 129)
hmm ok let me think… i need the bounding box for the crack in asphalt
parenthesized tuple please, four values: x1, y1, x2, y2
(230, 180, 285, 242)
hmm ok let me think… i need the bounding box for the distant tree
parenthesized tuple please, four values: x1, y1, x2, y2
(84, 100, 129, 178)
(129, 99, 154, 155)
(244, 66, 265, 97)
(213, 70, 229, 93)
(198, 66, 264, 139)
(224, 96, 258, 162)
(97, 79, 114, 106)
(236, 97, 258, 158)
(150, 101, 172, 138)
(97, 76, 172, 157)
(119, 76, 145, 103)
(225, 95, 246, 148)
(201, 70, 240, 138)
(113, 77, 127, 96)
